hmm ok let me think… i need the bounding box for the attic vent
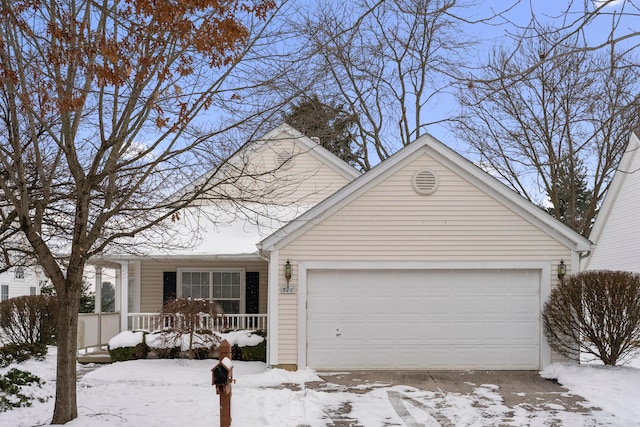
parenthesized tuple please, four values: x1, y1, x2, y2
(412, 169, 438, 195)
(275, 150, 294, 170)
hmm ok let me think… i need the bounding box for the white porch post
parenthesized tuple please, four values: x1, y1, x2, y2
(118, 261, 129, 332)
(94, 266, 102, 314)
(267, 250, 279, 367)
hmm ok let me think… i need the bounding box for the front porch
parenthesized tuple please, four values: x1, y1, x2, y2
(77, 312, 268, 358)
(128, 312, 268, 332)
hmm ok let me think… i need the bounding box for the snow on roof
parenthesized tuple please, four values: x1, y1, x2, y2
(133, 203, 309, 257)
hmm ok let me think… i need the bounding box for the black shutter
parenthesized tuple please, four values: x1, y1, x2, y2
(163, 272, 177, 305)
(245, 272, 259, 314)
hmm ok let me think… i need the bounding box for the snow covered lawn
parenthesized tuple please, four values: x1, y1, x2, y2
(0, 348, 639, 426)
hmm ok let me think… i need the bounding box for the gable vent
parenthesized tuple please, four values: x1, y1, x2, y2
(275, 150, 294, 170)
(412, 169, 438, 195)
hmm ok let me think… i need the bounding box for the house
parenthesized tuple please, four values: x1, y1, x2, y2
(102, 124, 591, 371)
(94, 124, 359, 339)
(583, 132, 640, 273)
(0, 266, 46, 302)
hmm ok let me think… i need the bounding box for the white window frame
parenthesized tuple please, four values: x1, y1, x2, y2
(177, 268, 246, 314)
(30, 286, 36, 296)
(14, 266, 25, 280)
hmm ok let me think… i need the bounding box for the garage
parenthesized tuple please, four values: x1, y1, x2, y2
(307, 268, 541, 370)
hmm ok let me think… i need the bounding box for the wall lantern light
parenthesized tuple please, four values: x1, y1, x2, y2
(284, 260, 292, 285)
(557, 259, 566, 280)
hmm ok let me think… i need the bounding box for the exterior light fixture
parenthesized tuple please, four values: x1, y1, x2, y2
(284, 260, 292, 285)
(557, 259, 566, 280)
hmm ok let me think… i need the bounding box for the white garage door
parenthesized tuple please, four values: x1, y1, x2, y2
(307, 269, 541, 370)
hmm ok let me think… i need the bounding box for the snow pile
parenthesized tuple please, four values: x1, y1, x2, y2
(107, 331, 144, 350)
(221, 330, 264, 347)
(541, 362, 640, 424)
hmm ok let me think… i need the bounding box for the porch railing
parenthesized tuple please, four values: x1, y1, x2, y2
(128, 312, 268, 332)
(77, 312, 121, 350)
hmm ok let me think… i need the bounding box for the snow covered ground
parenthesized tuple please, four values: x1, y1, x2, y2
(0, 348, 639, 426)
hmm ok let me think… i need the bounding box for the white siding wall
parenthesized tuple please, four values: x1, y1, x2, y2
(587, 150, 640, 273)
(0, 267, 44, 300)
(276, 153, 573, 365)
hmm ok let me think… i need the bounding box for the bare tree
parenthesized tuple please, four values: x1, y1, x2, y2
(456, 28, 640, 236)
(0, 0, 281, 423)
(291, 0, 477, 170)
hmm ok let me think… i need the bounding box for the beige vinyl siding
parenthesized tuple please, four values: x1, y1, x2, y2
(283, 154, 568, 260)
(205, 130, 354, 207)
(139, 259, 268, 313)
(275, 153, 574, 365)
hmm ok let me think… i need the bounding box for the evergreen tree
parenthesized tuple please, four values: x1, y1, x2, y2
(545, 158, 596, 236)
(284, 95, 361, 168)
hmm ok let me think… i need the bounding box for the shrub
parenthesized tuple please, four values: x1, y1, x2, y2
(0, 296, 57, 346)
(161, 299, 222, 359)
(0, 368, 45, 412)
(147, 329, 220, 359)
(230, 330, 266, 362)
(542, 270, 640, 365)
(0, 343, 48, 368)
(107, 331, 149, 362)
(108, 343, 149, 362)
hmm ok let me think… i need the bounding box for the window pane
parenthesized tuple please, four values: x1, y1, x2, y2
(182, 272, 191, 286)
(201, 283, 210, 299)
(231, 272, 240, 284)
(222, 272, 231, 285)
(213, 285, 222, 298)
(213, 272, 222, 285)
(222, 285, 231, 299)
(182, 284, 191, 298)
(231, 285, 240, 299)
(220, 300, 240, 314)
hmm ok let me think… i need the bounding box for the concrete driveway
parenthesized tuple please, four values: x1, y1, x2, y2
(302, 370, 611, 426)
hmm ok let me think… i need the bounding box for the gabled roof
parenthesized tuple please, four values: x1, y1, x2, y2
(260, 124, 361, 180)
(259, 133, 592, 253)
(584, 131, 640, 268)
(176, 124, 360, 199)
(102, 125, 360, 260)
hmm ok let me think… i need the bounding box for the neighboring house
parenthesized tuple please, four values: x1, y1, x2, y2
(583, 132, 640, 273)
(0, 266, 46, 302)
(104, 124, 591, 371)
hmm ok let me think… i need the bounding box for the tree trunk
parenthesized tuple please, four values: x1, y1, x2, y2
(51, 280, 81, 424)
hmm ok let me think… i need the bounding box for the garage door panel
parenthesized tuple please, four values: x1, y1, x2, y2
(307, 269, 541, 370)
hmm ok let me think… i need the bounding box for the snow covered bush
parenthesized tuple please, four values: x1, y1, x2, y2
(542, 270, 640, 365)
(108, 331, 148, 362)
(146, 330, 221, 360)
(228, 330, 266, 362)
(0, 368, 45, 412)
(161, 298, 222, 359)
